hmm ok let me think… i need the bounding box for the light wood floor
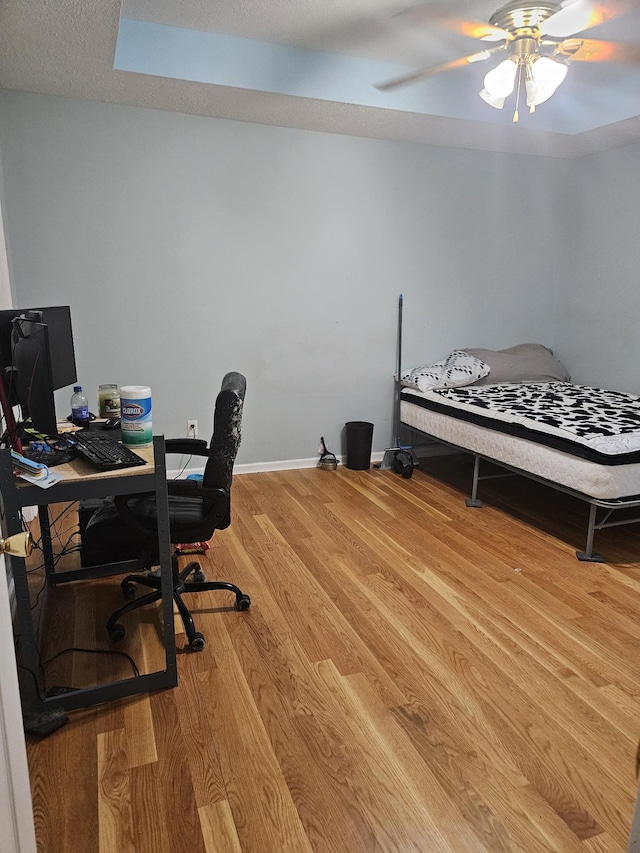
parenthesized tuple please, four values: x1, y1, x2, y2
(24, 456, 640, 852)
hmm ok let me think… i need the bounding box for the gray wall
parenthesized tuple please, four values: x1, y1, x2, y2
(0, 91, 581, 463)
(550, 140, 640, 395)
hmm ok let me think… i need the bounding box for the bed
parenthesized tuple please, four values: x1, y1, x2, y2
(397, 345, 640, 562)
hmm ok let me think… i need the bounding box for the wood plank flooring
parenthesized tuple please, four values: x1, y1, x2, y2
(24, 456, 640, 852)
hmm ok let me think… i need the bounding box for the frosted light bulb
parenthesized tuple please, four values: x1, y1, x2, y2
(531, 56, 568, 91)
(483, 59, 517, 98)
(525, 78, 539, 107)
(479, 88, 506, 109)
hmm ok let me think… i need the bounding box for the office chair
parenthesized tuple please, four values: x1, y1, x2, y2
(83, 371, 250, 651)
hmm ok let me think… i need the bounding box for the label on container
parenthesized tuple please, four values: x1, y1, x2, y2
(120, 393, 152, 446)
(71, 405, 89, 427)
(103, 396, 121, 417)
(98, 389, 121, 418)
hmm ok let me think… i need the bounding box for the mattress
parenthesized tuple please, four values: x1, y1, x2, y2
(403, 382, 640, 463)
(400, 387, 640, 501)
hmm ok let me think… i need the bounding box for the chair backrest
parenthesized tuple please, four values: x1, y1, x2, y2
(202, 372, 246, 503)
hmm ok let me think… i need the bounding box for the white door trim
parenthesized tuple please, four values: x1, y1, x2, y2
(0, 162, 37, 852)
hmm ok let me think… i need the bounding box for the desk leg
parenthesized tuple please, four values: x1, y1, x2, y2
(38, 505, 56, 580)
(9, 551, 45, 711)
(152, 436, 178, 688)
(0, 454, 44, 709)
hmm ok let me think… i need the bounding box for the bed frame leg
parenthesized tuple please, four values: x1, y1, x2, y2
(576, 503, 605, 562)
(465, 455, 483, 508)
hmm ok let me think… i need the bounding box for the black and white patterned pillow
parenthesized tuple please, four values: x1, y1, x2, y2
(401, 350, 490, 393)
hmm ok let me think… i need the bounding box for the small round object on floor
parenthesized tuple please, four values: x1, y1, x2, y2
(236, 594, 251, 611)
(393, 450, 414, 479)
(193, 571, 205, 583)
(190, 632, 206, 652)
(109, 623, 125, 642)
(401, 462, 414, 479)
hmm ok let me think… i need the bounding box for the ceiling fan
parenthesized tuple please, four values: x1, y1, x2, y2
(376, 0, 640, 122)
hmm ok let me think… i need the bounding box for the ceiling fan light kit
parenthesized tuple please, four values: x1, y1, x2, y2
(377, 0, 638, 124)
(481, 49, 568, 119)
(480, 2, 570, 121)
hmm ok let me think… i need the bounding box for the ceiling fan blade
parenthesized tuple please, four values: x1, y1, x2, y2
(456, 21, 512, 42)
(395, 5, 510, 42)
(375, 48, 503, 92)
(541, 0, 635, 38)
(555, 37, 640, 63)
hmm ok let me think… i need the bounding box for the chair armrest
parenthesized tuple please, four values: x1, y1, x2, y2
(164, 437, 209, 456)
(168, 481, 230, 526)
(114, 483, 229, 536)
(167, 480, 227, 503)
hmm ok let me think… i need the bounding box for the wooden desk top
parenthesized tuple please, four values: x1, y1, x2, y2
(47, 443, 155, 483)
(13, 442, 156, 495)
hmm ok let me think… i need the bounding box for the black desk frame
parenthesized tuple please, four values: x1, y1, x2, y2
(0, 436, 178, 714)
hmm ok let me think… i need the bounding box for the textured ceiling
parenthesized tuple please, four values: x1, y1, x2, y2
(1, 0, 640, 158)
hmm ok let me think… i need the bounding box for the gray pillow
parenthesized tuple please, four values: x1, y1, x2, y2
(464, 343, 570, 386)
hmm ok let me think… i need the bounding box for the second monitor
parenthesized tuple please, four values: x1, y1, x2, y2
(0, 305, 77, 439)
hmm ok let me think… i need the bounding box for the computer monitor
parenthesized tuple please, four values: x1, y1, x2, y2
(0, 306, 77, 440)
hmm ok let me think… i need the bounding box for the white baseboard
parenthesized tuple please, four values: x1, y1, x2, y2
(168, 450, 386, 478)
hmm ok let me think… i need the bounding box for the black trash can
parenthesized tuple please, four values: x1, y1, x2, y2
(345, 421, 374, 470)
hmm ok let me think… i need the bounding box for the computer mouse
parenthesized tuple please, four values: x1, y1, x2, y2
(102, 417, 121, 430)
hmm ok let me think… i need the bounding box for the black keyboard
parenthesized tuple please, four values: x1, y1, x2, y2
(71, 430, 147, 471)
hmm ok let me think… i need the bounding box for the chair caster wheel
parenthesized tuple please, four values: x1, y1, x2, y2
(193, 571, 205, 583)
(190, 632, 206, 651)
(109, 623, 125, 642)
(122, 582, 137, 600)
(236, 594, 251, 611)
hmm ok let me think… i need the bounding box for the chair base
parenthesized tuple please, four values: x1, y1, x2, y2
(106, 559, 250, 652)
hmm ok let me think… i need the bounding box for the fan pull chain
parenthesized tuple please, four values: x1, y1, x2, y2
(526, 60, 536, 114)
(513, 62, 523, 124)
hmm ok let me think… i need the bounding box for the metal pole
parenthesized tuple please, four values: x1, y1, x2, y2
(395, 293, 403, 447)
(376, 294, 416, 475)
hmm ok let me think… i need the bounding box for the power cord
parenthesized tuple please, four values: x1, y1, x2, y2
(173, 453, 194, 480)
(18, 644, 143, 738)
(42, 646, 141, 679)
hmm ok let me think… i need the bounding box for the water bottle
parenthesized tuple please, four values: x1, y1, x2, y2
(70, 385, 89, 427)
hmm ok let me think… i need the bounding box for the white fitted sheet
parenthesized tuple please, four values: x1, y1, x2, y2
(401, 389, 640, 501)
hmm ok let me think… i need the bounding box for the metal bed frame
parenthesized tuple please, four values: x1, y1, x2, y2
(401, 422, 640, 563)
(386, 295, 640, 561)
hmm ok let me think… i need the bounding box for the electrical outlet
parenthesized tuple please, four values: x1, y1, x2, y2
(187, 419, 198, 437)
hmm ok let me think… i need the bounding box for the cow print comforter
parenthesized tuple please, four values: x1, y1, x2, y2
(409, 382, 640, 464)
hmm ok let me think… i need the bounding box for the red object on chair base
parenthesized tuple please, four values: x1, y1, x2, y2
(174, 541, 210, 555)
